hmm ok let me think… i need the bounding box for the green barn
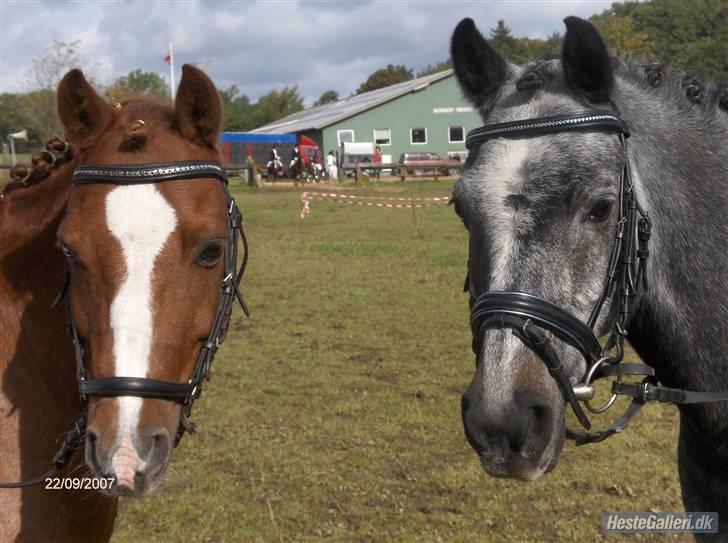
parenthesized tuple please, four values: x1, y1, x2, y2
(251, 70, 482, 164)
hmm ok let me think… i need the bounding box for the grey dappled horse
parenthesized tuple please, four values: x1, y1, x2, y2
(450, 16, 728, 539)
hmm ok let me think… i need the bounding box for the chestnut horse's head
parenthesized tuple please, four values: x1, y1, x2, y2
(56, 65, 242, 496)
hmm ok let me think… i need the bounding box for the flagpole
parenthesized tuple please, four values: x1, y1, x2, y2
(169, 42, 175, 100)
(9, 136, 16, 166)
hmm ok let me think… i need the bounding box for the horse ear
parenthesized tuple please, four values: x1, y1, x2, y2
(561, 16, 614, 103)
(57, 69, 115, 148)
(175, 64, 222, 148)
(450, 18, 507, 110)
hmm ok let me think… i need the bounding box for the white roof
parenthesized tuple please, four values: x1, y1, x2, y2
(251, 70, 453, 134)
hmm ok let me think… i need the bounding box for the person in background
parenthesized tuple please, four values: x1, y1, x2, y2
(373, 146, 383, 179)
(311, 154, 323, 179)
(289, 144, 300, 170)
(268, 144, 282, 171)
(325, 150, 338, 183)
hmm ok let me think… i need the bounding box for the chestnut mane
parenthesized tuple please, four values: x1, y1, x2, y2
(2, 137, 74, 196)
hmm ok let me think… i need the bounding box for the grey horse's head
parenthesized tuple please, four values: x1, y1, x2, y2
(451, 17, 627, 480)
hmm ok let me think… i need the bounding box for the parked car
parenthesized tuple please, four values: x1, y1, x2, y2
(398, 152, 461, 176)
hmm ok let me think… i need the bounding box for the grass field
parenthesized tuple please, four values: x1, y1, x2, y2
(112, 179, 684, 542)
(0, 152, 31, 165)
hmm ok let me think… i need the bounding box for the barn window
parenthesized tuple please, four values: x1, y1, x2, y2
(373, 128, 391, 146)
(410, 128, 427, 145)
(337, 130, 354, 145)
(448, 126, 465, 143)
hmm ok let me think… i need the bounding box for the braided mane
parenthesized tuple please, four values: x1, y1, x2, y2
(516, 55, 728, 116)
(1, 137, 74, 196)
(614, 58, 728, 114)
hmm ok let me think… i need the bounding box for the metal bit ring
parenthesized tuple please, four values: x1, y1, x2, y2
(583, 356, 620, 414)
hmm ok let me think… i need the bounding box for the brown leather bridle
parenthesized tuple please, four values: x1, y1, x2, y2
(1, 160, 249, 488)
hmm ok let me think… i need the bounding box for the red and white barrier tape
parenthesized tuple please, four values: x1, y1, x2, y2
(300, 191, 450, 219)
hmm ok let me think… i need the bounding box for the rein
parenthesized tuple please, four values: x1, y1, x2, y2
(464, 110, 728, 445)
(1, 160, 249, 489)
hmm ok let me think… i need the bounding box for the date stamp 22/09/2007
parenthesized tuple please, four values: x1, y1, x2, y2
(44, 477, 115, 491)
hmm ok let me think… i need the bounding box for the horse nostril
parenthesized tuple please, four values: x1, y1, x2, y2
(529, 403, 549, 424)
(145, 429, 172, 469)
(521, 400, 554, 449)
(84, 428, 104, 472)
(506, 412, 529, 452)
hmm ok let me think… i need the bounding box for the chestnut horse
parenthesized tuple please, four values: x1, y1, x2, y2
(0, 65, 246, 541)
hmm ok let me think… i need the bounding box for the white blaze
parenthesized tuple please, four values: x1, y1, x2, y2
(105, 185, 176, 476)
(477, 137, 530, 291)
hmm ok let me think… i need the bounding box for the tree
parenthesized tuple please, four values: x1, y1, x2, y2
(355, 64, 413, 94)
(252, 86, 305, 128)
(489, 20, 518, 59)
(592, 0, 728, 80)
(417, 60, 452, 77)
(590, 15, 654, 58)
(21, 40, 94, 139)
(220, 84, 253, 131)
(106, 69, 170, 103)
(0, 93, 37, 154)
(314, 90, 339, 107)
(541, 32, 563, 57)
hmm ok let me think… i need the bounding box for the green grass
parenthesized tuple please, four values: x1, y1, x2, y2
(112, 180, 685, 542)
(0, 152, 31, 167)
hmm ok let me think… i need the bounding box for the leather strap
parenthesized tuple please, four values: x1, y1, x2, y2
(471, 291, 603, 361)
(80, 378, 193, 401)
(0, 417, 86, 488)
(595, 362, 655, 378)
(567, 398, 646, 446)
(613, 382, 728, 404)
(466, 111, 629, 149)
(73, 161, 227, 185)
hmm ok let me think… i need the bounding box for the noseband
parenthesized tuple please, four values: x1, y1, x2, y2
(1, 160, 249, 488)
(465, 111, 728, 445)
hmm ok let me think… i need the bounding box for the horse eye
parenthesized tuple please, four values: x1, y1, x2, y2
(197, 243, 223, 267)
(587, 199, 613, 222)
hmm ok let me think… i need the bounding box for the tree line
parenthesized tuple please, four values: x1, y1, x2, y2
(2, 0, 725, 154)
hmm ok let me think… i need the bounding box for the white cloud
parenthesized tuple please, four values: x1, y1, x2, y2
(0, 0, 613, 103)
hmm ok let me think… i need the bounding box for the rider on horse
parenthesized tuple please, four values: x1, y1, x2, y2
(267, 144, 282, 171)
(289, 144, 300, 171)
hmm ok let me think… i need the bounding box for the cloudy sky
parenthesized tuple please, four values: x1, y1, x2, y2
(1, 0, 612, 105)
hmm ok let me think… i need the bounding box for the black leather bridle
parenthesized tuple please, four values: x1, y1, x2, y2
(464, 111, 728, 445)
(1, 160, 249, 488)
